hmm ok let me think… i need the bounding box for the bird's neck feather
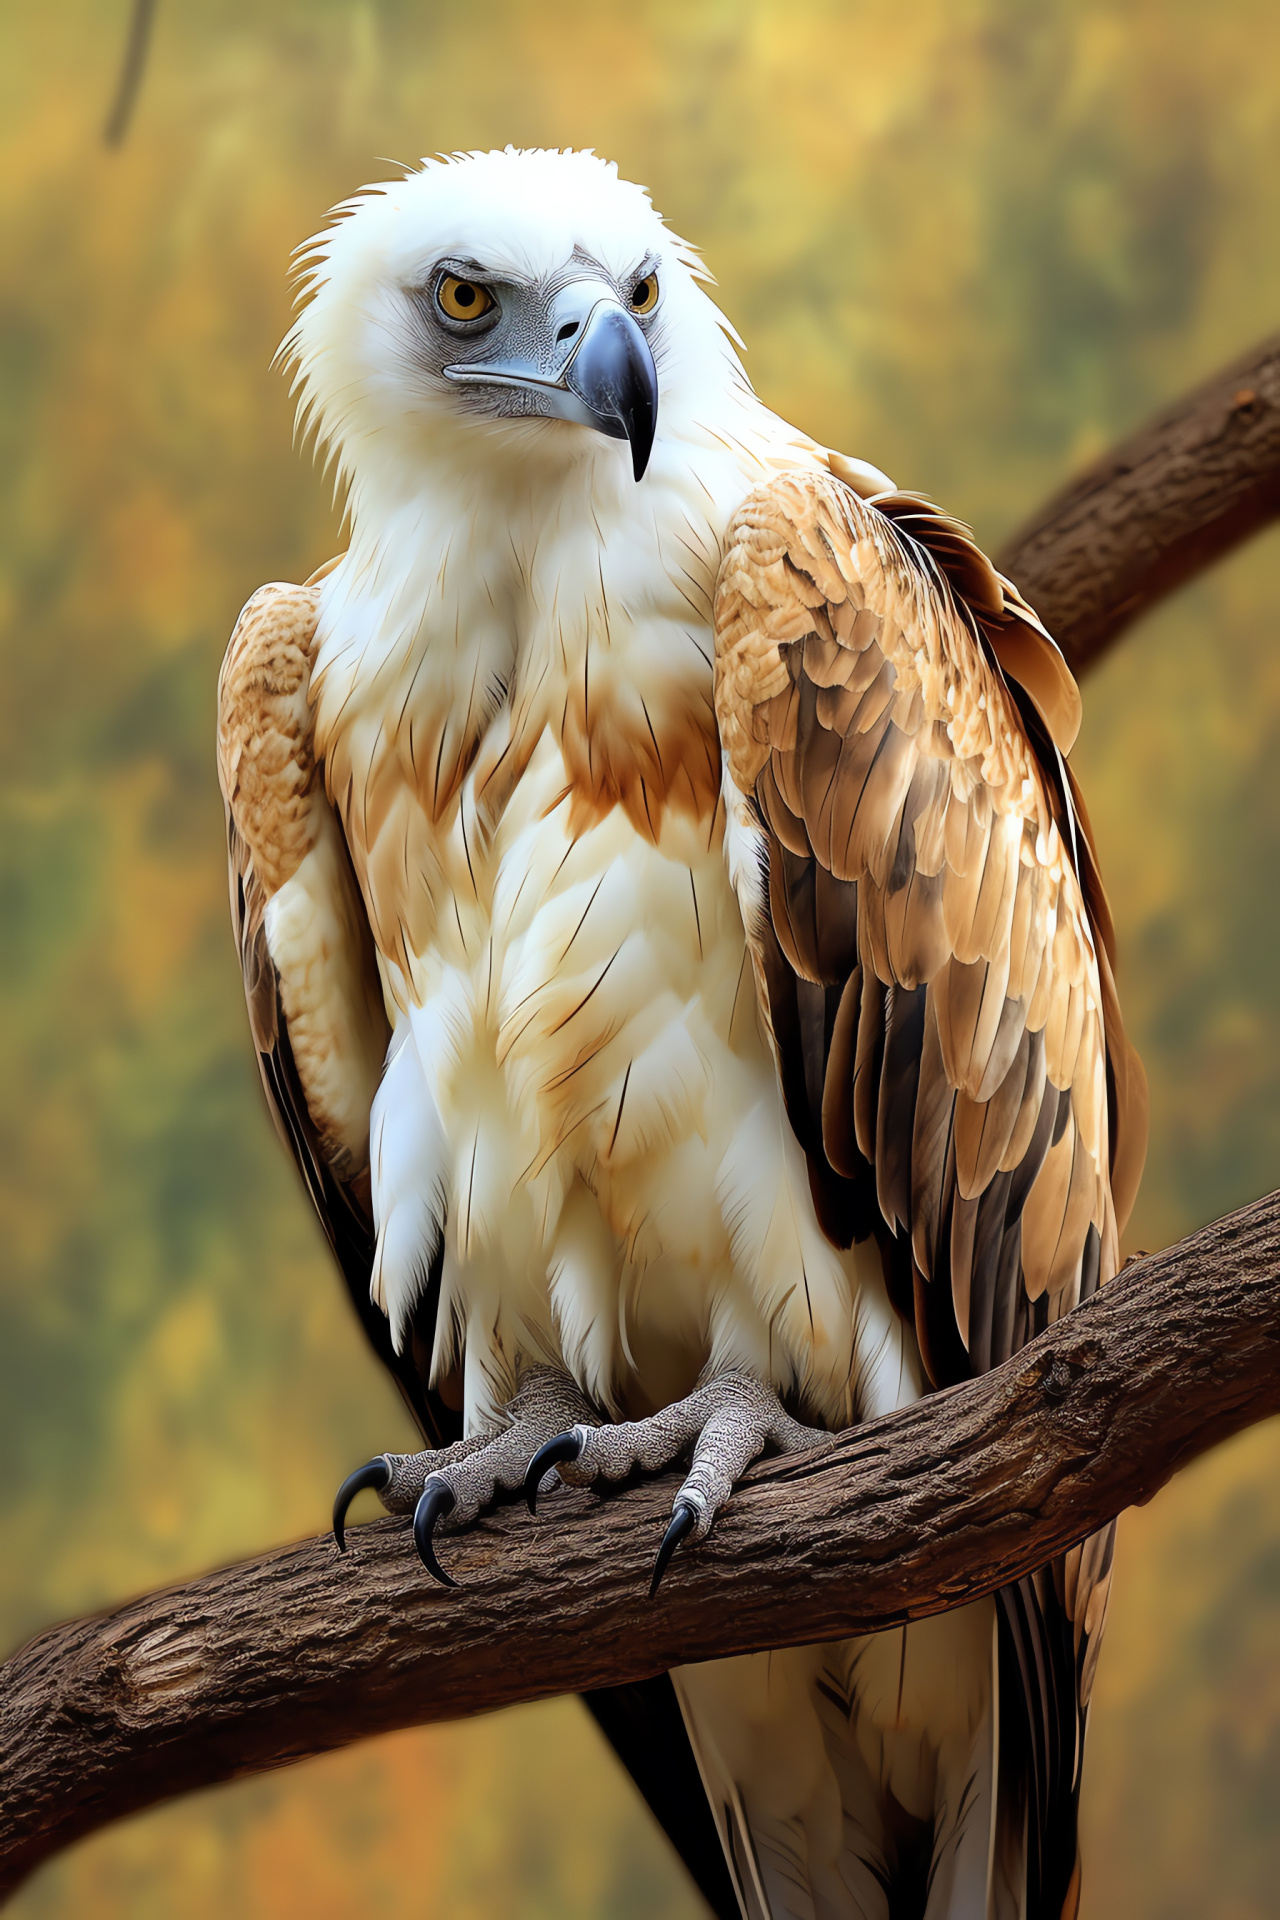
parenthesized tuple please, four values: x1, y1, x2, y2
(311, 399, 822, 840)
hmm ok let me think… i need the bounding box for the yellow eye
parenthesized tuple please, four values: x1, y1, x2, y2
(437, 275, 495, 321)
(630, 273, 659, 315)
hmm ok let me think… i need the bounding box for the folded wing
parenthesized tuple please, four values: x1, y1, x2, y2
(714, 465, 1148, 1915)
(216, 573, 457, 1446)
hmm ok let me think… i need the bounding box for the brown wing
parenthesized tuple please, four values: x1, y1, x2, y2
(714, 465, 1147, 1918)
(216, 573, 459, 1448)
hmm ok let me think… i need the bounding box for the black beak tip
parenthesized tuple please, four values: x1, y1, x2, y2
(631, 420, 655, 483)
(623, 353, 657, 482)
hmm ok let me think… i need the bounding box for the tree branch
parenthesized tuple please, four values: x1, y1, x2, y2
(997, 334, 1280, 674)
(4, 1190, 1280, 1898)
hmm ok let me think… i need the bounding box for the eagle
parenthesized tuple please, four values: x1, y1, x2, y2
(217, 148, 1146, 1920)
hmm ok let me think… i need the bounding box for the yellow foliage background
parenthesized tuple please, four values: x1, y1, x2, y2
(3, 4, 1280, 1915)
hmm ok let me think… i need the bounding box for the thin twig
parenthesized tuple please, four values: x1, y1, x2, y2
(103, 0, 158, 150)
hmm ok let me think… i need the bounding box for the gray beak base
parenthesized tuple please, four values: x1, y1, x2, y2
(563, 305, 658, 481)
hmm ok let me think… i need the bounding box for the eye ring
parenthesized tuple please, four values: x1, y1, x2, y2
(630, 272, 659, 316)
(436, 274, 496, 323)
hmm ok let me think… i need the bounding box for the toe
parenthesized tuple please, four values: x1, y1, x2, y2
(524, 1430, 585, 1512)
(538, 1374, 830, 1593)
(558, 1404, 705, 1487)
(413, 1476, 459, 1586)
(332, 1457, 392, 1552)
(650, 1500, 698, 1597)
(675, 1413, 756, 1529)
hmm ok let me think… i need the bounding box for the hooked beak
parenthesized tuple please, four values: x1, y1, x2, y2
(560, 304, 658, 481)
(444, 295, 659, 482)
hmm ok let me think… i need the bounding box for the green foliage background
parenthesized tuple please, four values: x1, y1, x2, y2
(3, 3, 1280, 1914)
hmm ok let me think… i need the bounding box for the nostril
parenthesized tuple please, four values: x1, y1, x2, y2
(556, 321, 579, 343)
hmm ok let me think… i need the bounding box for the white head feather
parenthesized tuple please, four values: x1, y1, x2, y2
(281, 147, 754, 519)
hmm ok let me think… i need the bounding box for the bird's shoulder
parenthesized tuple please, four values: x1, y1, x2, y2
(713, 459, 1081, 815)
(216, 567, 339, 898)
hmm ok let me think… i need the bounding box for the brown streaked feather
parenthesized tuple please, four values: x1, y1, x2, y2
(1019, 1119, 1077, 1302)
(966, 822, 1020, 967)
(1000, 1024, 1049, 1174)
(883, 859, 950, 991)
(908, 993, 956, 1280)
(965, 1169, 1017, 1358)
(756, 758, 811, 859)
(973, 987, 1030, 1106)
(813, 862, 861, 983)
(875, 982, 925, 1234)
(874, 490, 1083, 756)
(216, 582, 321, 897)
(796, 977, 830, 1126)
(1096, 940, 1148, 1234)
(933, 955, 988, 1093)
(1005, 858, 1043, 1006)
(988, 617, 1083, 757)
(948, 1188, 980, 1349)
(872, 492, 1006, 619)
(821, 965, 862, 1179)
(852, 963, 886, 1166)
(824, 708, 898, 878)
(856, 861, 894, 993)
(967, 960, 1021, 1101)
(960, 1024, 1033, 1194)
(767, 840, 818, 983)
(844, 720, 921, 888)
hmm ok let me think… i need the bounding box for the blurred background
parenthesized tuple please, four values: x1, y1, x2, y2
(2, 2, 1279, 1915)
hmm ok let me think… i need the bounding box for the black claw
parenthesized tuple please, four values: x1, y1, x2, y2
(524, 1430, 584, 1514)
(412, 1479, 459, 1586)
(332, 1457, 392, 1553)
(650, 1501, 698, 1598)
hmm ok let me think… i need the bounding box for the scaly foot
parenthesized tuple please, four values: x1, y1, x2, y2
(333, 1366, 601, 1586)
(524, 1371, 830, 1596)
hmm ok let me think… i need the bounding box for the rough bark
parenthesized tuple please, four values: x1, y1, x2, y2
(5, 1193, 1280, 1899)
(997, 333, 1280, 672)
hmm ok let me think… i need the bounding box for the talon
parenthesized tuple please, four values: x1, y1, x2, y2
(650, 1500, 697, 1598)
(524, 1430, 584, 1513)
(332, 1457, 392, 1553)
(413, 1478, 459, 1586)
